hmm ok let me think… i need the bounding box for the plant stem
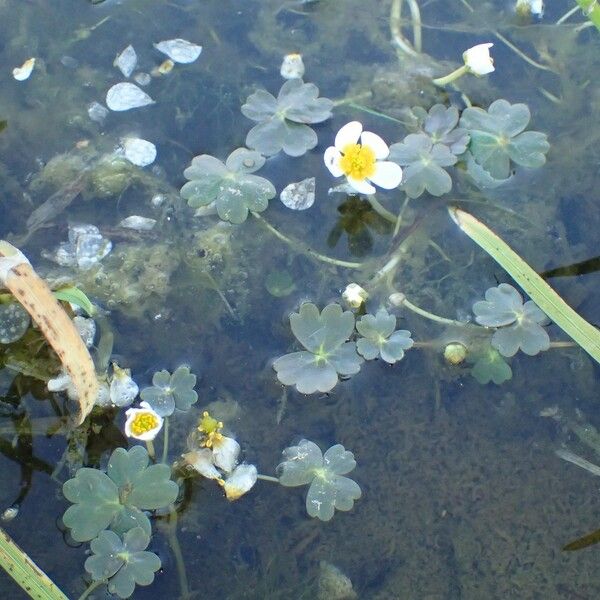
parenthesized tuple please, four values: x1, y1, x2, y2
(401, 296, 473, 327)
(493, 31, 553, 72)
(251, 212, 363, 269)
(393, 196, 411, 236)
(556, 5, 581, 24)
(332, 92, 372, 107)
(257, 474, 280, 483)
(161, 418, 170, 464)
(432, 64, 468, 87)
(167, 507, 190, 599)
(366, 196, 397, 223)
(78, 579, 105, 600)
(146, 440, 155, 461)
(390, 0, 421, 57)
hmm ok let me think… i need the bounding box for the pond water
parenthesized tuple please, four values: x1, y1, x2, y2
(1, 0, 600, 598)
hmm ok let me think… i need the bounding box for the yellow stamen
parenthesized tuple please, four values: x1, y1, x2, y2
(130, 412, 159, 436)
(340, 143, 376, 180)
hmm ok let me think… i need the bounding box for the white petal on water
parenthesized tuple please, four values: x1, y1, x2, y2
(88, 101, 109, 123)
(121, 137, 157, 167)
(118, 216, 157, 231)
(12, 58, 35, 81)
(106, 82, 155, 111)
(280, 177, 315, 210)
(153, 38, 202, 63)
(113, 44, 137, 78)
(133, 72, 151, 86)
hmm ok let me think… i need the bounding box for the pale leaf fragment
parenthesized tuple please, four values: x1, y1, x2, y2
(106, 82, 154, 111)
(121, 137, 157, 167)
(13, 58, 35, 81)
(280, 177, 315, 210)
(153, 38, 202, 63)
(113, 45, 137, 78)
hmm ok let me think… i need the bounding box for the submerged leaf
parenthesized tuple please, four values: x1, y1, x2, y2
(153, 38, 202, 63)
(106, 83, 155, 112)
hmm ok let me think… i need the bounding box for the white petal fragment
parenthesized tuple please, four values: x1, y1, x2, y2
(212, 436, 240, 473)
(106, 82, 155, 112)
(360, 131, 389, 159)
(122, 137, 157, 167)
(369, 161, 403, 189)
(324, 146, 344, 177)
(183, 449, 221, 480)
(113, 45, 137, 78)
(347, 176, 375, 195)
(280, 177, 315, 210)
(154, 38, 202, 64)
(222, 464, 258, 501)
(335, 121, 362, 151)
(13, 58, 35, 81)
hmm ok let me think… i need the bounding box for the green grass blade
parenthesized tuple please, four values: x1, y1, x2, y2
(0, 527, 69, 600)
(577, 0, 600, 30)
(53, 286, 96, 317)
(449, 207, 600, 364)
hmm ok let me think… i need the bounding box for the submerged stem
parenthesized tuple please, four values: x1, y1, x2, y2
(366, 196, 397, 223)
(78, 579, 105, 600)
(257, 474, 280, 483)
(251, 212, 363, 269)
(390, 0, 422, 57)
(167, 507, 191, 599)
(161, 418, 170, 464)
(432, 64, 469, 87)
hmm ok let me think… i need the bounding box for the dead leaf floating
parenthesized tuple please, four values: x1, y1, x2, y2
(153, 38, 202, 63)
(0, 241, 98, 424)
(106, 82, 155, 111)
(113, 45, 137, 78)
(12, 58, 35, 81)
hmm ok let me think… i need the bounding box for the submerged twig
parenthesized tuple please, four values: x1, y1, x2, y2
(556, 448, 600, 478)
(390, 0, 421, 57)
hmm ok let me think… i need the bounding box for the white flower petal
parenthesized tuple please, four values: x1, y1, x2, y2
(122, 137, 157, 167)
(335, 121, 362, 151)
(369, 161, 403, 189)
(154, 39, 202, 64)
(359, 131, 389, 159)
(183, 449, 220, 479)
(342, 283, 368, 308)
(13, 58, 35, 81)
(324, 146, 344, 177)
(346, 176, 375, 195)
(212, 435, 240, 473)
(222, 464, 258, 501)
(113, 45, 137, 78)
(124, 403, 163, 440)
(106, 82, 155, 111)
(463, 43, 494, 76)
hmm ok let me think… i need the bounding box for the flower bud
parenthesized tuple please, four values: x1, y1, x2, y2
(463, 43, 494, 76)
(388, 292, 406, 307)
(444, 342, 468, 365)
(342, 283, 368, 308)
(280, 53, 305, 80)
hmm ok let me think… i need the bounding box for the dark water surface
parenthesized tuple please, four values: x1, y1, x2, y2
(1, 0, 600, 598)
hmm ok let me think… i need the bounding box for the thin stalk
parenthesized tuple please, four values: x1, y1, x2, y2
(257, 474, 280, 483)
(78, 580, 105, 600)
(393, 196, 411, 236)
(556, 5, 581, 24)
(145, 440, 155, 461)
(346, 103, 408, 124)
(401, 297, 474, 327)
(493, 31, 554, 72)
(167, 507, 190, 599)
(366, 196, 397, 224)
(332, 92, 372, 107)
(251, 212, 363, 269)
(390, 0, 419, 57)
(161, 418, 170, 464)
(432, 65, 468, 87)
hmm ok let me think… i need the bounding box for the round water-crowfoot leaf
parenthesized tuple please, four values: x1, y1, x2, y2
(265, 269, 296, 297)
(473, 283, 524, 327)
(469, 345, 513, 385)
(389, 134, 457, 198)
(356, 308, 413, 364)
(140, 366, 198, 416)
(290, 303, 355, 354)
(280, 177, 315, 210)
(106, 83, 155, 111)
(180, 150, 275, 222)
(85, 527, 161, 599)
(459, 99, 549, 179)
(327, 342, 363, 376)
(422, 104, 469, 155)
(62, 468, 121, 541)
(277, 439, 323, 486)
(241, 79, 333, 157)
(465, 151, 512, 189)
(491, 305, 550, 357)
(153, 38, 202, 64)
(277, 440, 361, 521)
(0, 302, 30, 344)
(273, 351, 339, 394)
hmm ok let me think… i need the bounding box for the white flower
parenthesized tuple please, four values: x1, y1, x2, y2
(220, 464, 258, 501)
(463, 43, 494, 76)
(342, 283, 368, 309)
(324, 122, 403, 195)
(182, 448, 221, 480)
(124, 401, 163, 441)
(280, 53, 305, 79)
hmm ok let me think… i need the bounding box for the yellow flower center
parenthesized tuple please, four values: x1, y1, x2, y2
(339, 143, 376, 180)
(130, 412, 159, 436)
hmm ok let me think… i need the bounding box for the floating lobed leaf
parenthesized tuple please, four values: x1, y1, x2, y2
(421, 104, 469, 155)
(85, 527, 161, 599)
(491, 302, 550, 357)
(290, 303, 355, 354)
(472, 283, 524, 327)
(389, 134, 457, 198)
(459, 99, 549, 179)
(140, 366, 198, 416)
(277, 440, 361, 521)
(356, 308, 414, 364)
(469, 343, 513, 385)
(180, 149, 275, 223)
(241, 79, 333, 157)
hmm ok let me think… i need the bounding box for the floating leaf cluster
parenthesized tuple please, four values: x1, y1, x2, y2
(140, 365, 198, 416)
